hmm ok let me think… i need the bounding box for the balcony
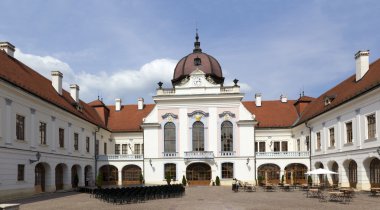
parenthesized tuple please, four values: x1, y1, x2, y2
(220, 151, 236, 157)
(162, 152, 178, 158)
(184, 151, 214, 159)
(96, 154, 143, 161)
(256, 151, 309, 158)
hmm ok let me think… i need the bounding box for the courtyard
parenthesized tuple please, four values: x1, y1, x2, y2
(8, 186, 380, 210)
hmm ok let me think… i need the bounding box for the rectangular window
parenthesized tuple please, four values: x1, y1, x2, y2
(222, 163, 234, 179)
(134, 144, 140, 154)
(17, 164, 24, 181)
(346, 122, 353, 143)
(368, 114, 376, 139)
(115, 144, 120, 154)
(39, 122, 47, 145)
(104, 142, 107, 155)
(95, 140, 99, 155)
(273, 141, 280, 152)
(86, 137, 90, 153)
(282, 141, 288, 152)
(59, 128, 64, 148)
(142, 143, 144, 155)
(259, 142, 265, 152)
(316, 132, 321, 150)
(164, 164, 177, 180)
(122, 144, 128, 154)
(16, 115, 25, 140)
(74, 133, 79, 150)
(296, 139, 300, 151)
(306, 136, 310, 151)
(329, 128, 335, 147)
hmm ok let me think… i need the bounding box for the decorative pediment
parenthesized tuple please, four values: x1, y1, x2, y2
(188, 110, 209, 118)
(162, 113, 178, 120)
(218, 111, 236, 119)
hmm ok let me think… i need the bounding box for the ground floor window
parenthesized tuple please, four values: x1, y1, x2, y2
(370, 158, 380, 187)
(349, 160, 357, 188)
(221, 162, 233, 179)
(17, 164, 25, 181)
(164, 163, 176, 180)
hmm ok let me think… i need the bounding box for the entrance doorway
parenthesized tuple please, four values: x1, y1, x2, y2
(122, 165, 141, 185)
(186, 163, 211, 186)
(35, 163, 46, 192)
(55, 164, 65, 190)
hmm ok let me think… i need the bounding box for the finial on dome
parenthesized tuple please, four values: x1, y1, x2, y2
(193, 28, 202, 53)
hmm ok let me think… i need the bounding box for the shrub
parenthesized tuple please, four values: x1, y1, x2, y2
(165, 173, 171, 185)
(182, 175, 187, 186)
(308, 176, 313, 186)
(139, 173, 144, 184)
(215, 176, 220, 186)
(96, 173, 103, 188)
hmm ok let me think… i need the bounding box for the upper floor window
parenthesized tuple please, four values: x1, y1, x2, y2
(306, 136, 310, 151)
(115, 144, 120, 154)
(282, 141, 288, 152)
(346, 122, 353, 143)
(255, 142, 265, 152)
(164, 122, 176, 153)
(221, 121, 233, 152)
(273, 141, 280, 152)
(134, 144, 141, 154)
(164, 163, 177, 180)
(74, 133, 79, 150)
(39, 122, 47, 145)
(296, 139, 300, 151)
(329, 128, 335, 147)
(367, 114, 376, 139)
(194, 57, 201, 66)
(192, 121, 204, 151)
(104, 142, 107, 155)
(85, 137, 90, 153)
(316, 132, 321, 150)
(95, 140, 99, 155)
(122, 144, 128, 154)
(59, 128, 64, 148)
(16, 114, 25, 140)
(222, 162, 234, 179)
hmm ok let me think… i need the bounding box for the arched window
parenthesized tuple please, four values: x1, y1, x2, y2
(332, 162, 339, 185)
(192, 121, 204, 151)
(222, 162, 233, 179)
(164, 163, 177, 180)
(221, 121, 233, 151)
(370, 158, 380, 187)
(348, 160, 357, 188)
(164, 122, 176, 152)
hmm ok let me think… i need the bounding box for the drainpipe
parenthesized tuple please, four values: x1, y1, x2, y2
(94, 126, 100, 180)
(142, 126, 145, 184)
(254, 124, 257, 185)
(305, 122, 312, 170)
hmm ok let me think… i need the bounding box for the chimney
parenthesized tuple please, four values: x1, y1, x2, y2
(115, 98, 122, 111)
(0, 42, 15, 57)
(280, 94, 287, 103)
(255, 93, 262, 107)
(355, 50, 370, 81)
(138, 98, 144, 110)
(70, 84, 80, 103)
(51, 71, 63, 95)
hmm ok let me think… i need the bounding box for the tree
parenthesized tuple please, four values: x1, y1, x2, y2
(308, 176, 313, 186)
(165, 173, 171, 185)
(139, 172, 144, 185)
(215, 176, 220, 186)
(182, 175, 187, 186)
(96, 173, 103, 188)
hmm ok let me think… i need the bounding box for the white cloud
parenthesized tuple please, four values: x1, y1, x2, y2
(14, 49, 177, 104)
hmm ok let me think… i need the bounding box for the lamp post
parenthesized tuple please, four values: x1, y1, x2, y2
(29, 151, 41, 164)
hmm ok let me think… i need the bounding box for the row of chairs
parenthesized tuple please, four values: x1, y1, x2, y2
(91, 184, 185, 204)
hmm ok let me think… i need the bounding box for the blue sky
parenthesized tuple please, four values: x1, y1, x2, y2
(1, 0, 380, 104)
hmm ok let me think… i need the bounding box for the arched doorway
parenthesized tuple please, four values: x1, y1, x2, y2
(331, 162, 339, 185)
(348, 160, 357, 188)
(315, 162, 324, 184)
(84, 165, 92, 187)
(370, 158, 380, 187)
(258, 164, 280, 185)
(35, 163, 46, 192)
(71, 165, 81, 188)
(284, 163, 307, 184)
(122, 165, 141, 185)
(55, 163, 66, 190)
(186, 163, 211, 186)
(99, 165, 118, 186)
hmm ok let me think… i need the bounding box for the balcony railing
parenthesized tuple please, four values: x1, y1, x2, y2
(256, 151, 309, 158)
(97, 154, 143, 161)
(220, 151, 236, 157)
(184, 151, 214, 159)
(162, 152, 178, 158)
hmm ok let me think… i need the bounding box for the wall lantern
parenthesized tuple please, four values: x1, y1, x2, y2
(377, 147, 380, 156)
(29, 151, 41, 164)
(246, 157, 250, 165)
(149, 158, 153, 167)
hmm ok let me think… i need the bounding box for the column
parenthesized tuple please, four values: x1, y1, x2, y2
(336, 116, 342, 152)
(322, 122, 327, 154)
(5, 98, 12, 145)
(118, 169, 122, 186)
(355, 109, 362, 149)
(30, 108, 36, 148)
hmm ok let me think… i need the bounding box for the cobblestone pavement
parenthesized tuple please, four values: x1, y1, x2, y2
(8, 186, 380, 210)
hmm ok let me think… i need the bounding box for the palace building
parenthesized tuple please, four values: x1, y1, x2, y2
(0, 34, 379, 200)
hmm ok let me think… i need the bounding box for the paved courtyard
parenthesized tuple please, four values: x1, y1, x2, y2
(7, 186, 380, 210)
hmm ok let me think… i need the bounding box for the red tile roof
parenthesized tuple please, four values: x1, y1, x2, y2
(296, 58, 380, 125)
(107, 104, 155, 132)
(0, 51, 106, 129)
(243, 100, 299, 128)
